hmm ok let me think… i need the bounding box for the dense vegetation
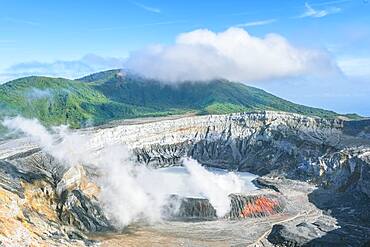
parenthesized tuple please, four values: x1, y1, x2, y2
(0, 69, 358, 130)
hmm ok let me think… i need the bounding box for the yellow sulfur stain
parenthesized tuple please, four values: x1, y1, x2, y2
(22, 180, 59, 222)
(0, 182, 85, 246)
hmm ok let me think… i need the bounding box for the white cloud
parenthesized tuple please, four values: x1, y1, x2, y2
(0, 54, 125, 83)
(337, 57, 370, 77)
(236, 19, 277, 27)
(312, 0, 351, 7)
(126, 27, 340, 83)
(132, 1, 161, 13)
(298, 2, 341, 18)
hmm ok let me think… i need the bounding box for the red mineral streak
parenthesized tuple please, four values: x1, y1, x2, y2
(240, 197, 279, 217)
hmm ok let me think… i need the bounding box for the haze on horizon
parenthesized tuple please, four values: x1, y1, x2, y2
(0, 0, 369, 115)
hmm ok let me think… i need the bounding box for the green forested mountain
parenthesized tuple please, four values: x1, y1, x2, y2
(0, 69, 356, 129)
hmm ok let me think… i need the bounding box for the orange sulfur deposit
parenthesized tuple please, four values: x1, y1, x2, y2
(240, 196, 279, 218)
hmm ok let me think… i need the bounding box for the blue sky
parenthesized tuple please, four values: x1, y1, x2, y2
(1, 0, 370, 115)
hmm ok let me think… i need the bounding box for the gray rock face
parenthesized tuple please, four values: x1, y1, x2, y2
(121, 112, 343, 174)
(164, 193, 285, 221)
(3, 111, 369, 195)
(115, 112, 370, 196)
(0, 160, 45, 198)
(268, 217, 370, 247)
(164, 195, 217, 220)
(0, 150, 109, 246)
(268, 221, 330, 247)
(58, 189, 113, 233)
(1, 111, 370, 246)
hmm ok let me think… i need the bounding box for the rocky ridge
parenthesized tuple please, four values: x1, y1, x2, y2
(0, 111, 370, 246)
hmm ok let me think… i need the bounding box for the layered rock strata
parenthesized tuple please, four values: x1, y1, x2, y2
(0, 111, 370, 246)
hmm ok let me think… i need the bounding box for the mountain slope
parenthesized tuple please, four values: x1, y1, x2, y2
(0, 76, 161, 128)
(0, 69, 357, 130)
(80, 69, 340, 117)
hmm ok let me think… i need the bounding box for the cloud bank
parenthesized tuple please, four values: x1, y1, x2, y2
(126, 27, 339, 83)
(0, 28, 340, 85)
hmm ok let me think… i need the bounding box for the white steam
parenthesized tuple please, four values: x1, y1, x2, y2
(2, 116, 256, 227)
(126, 27, 339, 83)
(2, 117, 54, 148)
(26, 88, 53, 100)
(184, 158, 245, 216)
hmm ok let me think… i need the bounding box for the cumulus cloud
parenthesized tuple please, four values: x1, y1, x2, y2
(0, 54, 125, 83)
(0, 28, 341, 85)
(126, 27, 340, 83)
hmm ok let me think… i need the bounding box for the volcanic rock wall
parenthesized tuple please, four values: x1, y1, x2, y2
(80, 111, 370, 195)
(1, 111, 370, 246)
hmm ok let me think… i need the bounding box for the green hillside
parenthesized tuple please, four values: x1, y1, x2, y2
(0, 75, 165, 129)
(0, 69, 357, 130)
(80, 70, 340, 117)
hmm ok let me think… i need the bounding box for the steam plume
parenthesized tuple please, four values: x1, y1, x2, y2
(2, 116, 256, 226)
